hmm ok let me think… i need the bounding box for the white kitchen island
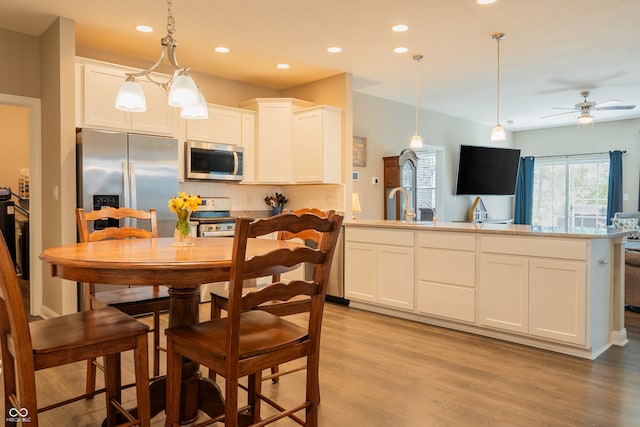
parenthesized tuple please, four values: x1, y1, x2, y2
(344, 220, 630, 359)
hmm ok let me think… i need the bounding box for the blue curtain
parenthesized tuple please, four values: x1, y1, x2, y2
(607, 150, 623, 225)
(514, 156, 535, 225)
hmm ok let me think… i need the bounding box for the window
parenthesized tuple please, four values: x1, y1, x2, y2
(414, 146, 444, 220)
(532, 154, 609, 229)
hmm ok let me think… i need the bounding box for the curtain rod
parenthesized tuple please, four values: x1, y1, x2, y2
(532, 150, 626, 159)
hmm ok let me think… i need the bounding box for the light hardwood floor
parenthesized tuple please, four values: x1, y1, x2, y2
(4, 303, 640, 426)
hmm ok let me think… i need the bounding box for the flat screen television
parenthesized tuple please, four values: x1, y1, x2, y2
(455, 145, 521, 196)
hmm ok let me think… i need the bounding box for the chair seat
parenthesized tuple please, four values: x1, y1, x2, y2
(91, 286, 170, 312)
(29, 306, 149, 368)
(167, 310, 308, 360)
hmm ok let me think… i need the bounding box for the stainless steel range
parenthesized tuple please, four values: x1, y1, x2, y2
(190, 197, 236, 237)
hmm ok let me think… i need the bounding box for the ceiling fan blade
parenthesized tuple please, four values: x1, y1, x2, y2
(593, 99, 621, 108)
(541, 110, 578, 119)
(596, 105, 636, 111)
(550, 107, 577, 111)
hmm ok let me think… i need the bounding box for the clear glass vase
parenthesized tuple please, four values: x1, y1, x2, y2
(172, 217, 194, 246)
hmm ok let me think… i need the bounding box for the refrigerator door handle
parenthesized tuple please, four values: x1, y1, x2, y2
(122, 161, 135, 228)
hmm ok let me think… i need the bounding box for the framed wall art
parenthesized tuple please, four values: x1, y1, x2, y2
(353, 136, 367, 167)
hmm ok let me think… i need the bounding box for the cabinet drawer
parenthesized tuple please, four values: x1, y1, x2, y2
(417, 231, 475, 251)
(416, 281, 475, 322)
(417, 248, 475, 287)
(345, 227, 413, 246)
(480, 236, 587, 260)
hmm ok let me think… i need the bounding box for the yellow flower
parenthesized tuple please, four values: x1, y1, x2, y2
(168, 192, 202, 214)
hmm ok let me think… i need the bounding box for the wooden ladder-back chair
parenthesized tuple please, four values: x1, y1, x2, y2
(0, 231, 151, 427)
(209, 207, 334, 386)
(166, 212, 343, 427)
(76, 207, 170, 395)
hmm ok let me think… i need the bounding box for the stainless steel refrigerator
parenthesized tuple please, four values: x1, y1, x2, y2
(76, 128, 178, 238)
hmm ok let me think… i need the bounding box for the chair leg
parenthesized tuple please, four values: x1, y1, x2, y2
(248, 372, 262, 424)
(103, 354, 122, 427)
(165, 338, 183, 427)
(85, 357, 97, 398)
(208, 299, 222, 382)
(269, 365, 280, 384)
(305, 354, 320, 427)
(225, 370, 240, 427)
(134, 334, 151, 427)
(152, 310, 160, 377)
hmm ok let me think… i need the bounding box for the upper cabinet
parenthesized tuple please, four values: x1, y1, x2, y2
(76, 60, 177, 136)
(293, 105, 342, 184)
(185, 104, 250, 146)
(241, 98, 342, 185)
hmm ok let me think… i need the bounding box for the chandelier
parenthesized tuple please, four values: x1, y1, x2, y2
(114, 0, 207, 119)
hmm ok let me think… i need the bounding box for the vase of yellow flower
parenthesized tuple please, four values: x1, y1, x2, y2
(168, 192, 202, 246)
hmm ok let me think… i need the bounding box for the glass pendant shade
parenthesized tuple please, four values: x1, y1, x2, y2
(490, 124, 506, 141)
(578, 114, 593, 125)
(410, 133, 424, 149)
(180, 91, 209, 119)
(115, 78, 147, 112)
(168, 73, 199, 108)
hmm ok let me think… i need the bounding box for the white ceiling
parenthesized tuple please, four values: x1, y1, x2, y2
(1, 0, 639, 131)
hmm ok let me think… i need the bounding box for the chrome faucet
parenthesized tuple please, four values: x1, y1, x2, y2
(388, 187, 415, 221)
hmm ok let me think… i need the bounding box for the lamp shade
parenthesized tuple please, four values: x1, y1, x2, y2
(578, 114, 593, 125)
(168, 73, 199, 108)
(115, 78, 147, 112)
(410, 133, 423, 149)
(180, 91, 209, 119)
(490, 124, 506, 142)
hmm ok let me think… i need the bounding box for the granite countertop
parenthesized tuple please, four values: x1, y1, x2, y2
(344, 219, 632, 240)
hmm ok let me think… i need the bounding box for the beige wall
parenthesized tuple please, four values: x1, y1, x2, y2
(0, 105, 29, 193)
(353, 92, 515, 222)
(0, 28, 40, 98)
(39, 17, 77, 315)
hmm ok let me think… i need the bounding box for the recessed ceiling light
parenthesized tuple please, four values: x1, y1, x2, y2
(214, 47, 230, 53)
(327, 46, 342, 53)
(393, 47, 409, 53)
(477, 0, 497, 4)
(136, 25, 153, 33)
(276, 63, 290, 69)
(392, 24, 409, 32)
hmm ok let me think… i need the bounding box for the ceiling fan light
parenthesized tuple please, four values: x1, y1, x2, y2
(180, 91, 209, 119)
(490, 124, 506, 141)
(115, 77, 147, 112)
(578, 114, 593, 125)
(168, 73, 199, 108)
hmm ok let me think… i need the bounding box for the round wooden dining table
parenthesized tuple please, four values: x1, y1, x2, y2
(40, 236, 301, 424)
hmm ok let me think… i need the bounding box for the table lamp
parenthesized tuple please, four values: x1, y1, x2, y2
(352, 192, 362, 220)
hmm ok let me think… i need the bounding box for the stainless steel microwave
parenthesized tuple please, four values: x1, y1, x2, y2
(185, 141, 243, 181)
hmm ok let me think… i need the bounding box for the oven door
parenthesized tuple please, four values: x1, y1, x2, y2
(186, 141, 243, 181)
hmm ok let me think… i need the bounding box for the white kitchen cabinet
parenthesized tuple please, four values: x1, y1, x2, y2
(241, 98, 314, 184)
(529, 258, 586, 345)
(293, 105, 342, 184)
(478, 254, 529, 333)
(416, 232, 476, 322)
(345, 227, 414, 310)
(240, 111, 256, 184)
(78, 61, 176, 135)
(185, 104, 246, 146)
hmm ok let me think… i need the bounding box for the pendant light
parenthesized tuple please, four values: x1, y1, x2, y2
(409, 54, 424, 149)
(490, 33, 507, 142)
(115, 0, 206, 118)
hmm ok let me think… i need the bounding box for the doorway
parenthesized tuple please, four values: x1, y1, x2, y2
(0, 94, 42, 317)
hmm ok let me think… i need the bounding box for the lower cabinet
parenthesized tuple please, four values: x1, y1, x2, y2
(345, 228, 414, 310)
(479, 238, 588, 345)
(415, 232, 476, 322)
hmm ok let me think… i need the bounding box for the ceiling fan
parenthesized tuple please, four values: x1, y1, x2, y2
(541, 90, 636, 124)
